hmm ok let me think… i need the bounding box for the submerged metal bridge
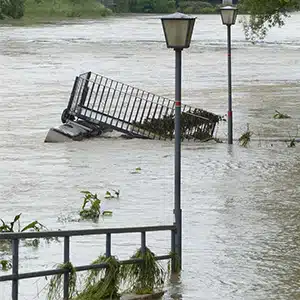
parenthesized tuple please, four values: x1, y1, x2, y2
(60, 71, 220, 141)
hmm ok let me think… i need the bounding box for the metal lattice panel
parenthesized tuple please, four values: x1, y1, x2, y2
(65, 71, 220, 140)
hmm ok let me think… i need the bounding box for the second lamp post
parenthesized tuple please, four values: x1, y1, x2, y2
(161, 12, 196, 271)
(220, 4, 238, 145)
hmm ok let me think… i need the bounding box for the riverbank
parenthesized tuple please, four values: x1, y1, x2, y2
(0, 0, 247, 26)
(0, 0, 112, 26)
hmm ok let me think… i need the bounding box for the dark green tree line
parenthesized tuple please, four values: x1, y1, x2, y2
(2, 0, 300, 42)
(0, 0, 24, 19)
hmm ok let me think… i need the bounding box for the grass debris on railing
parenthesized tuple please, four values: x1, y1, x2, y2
(75, 256, 121, 300)
(47, 262, 77, 300)
(167, 251, 180, 274)
(120, 247, 165, 295)
(273, 110, 291, 119)
(46, 248, 165, 299)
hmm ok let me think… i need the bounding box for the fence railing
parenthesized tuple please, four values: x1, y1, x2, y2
(64, 71, 219, 140)
(0, 225, 176, 300)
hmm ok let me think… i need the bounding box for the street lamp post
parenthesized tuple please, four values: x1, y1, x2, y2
(161, 12, 196, 271)
(220, 3, 238, 145)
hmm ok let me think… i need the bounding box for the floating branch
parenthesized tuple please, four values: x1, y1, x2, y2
(273, 110, 291, 119)
(239, 124, 253, 147)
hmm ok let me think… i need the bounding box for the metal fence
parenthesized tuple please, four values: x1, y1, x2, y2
(0, 225, 176, 300)
(64, 71, 219, 140)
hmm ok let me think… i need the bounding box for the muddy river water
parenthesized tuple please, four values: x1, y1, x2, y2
(1, 13, 300, 300)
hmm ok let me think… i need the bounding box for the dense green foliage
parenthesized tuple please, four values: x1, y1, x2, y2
(0, 0, 111, 20)
(114, 0, 176, 13)
(0, 0, 24, 19)
(113, 0, 221, 14)
(239, 0, 300, 41)
(2, 0, 300, 40)
(179, 1, 218, 14)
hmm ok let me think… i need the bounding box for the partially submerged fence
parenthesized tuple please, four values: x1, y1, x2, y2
(0, 225, 176, 300)
(62, 71, 220, 140)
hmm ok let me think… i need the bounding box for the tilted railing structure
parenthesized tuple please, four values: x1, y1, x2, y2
(61, 71, 220, 140)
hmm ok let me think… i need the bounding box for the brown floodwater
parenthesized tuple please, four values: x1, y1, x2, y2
(1, 13, 300, 300)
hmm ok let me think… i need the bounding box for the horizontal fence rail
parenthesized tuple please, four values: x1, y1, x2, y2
(64, 71, 219, 140)
(0, 225, 176, 300)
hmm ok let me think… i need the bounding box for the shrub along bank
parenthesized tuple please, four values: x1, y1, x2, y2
(0, 0, 112, 21)
(0, 0, 224, 22)
(114, 0, 220, 14)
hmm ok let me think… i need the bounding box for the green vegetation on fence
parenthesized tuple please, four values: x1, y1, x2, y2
(45, 248, 166, 300)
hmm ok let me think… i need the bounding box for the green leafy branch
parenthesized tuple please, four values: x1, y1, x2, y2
(79, 191, 112, 221)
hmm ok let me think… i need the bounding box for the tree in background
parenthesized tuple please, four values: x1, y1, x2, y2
(239, 0, 300, 42)
(0, 0, 24, 19)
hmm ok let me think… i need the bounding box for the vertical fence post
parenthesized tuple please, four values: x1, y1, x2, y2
(63, 236, 70, 300)
(171, 229, 176, 273)
(12, 239, 19, 300)
(141, 232, 146, 254)
(106, 233, 111, 257)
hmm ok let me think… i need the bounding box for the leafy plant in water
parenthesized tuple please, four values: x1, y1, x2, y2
(288, 138, 296, 148)
(79, 191, 101, 220)
(286, 130, 298, 148)
(273, 110, 291, 119)
(120, 247, 165, 295)
(112, 189, 120, 198)
(0, 259, 12, 271)
(239, 124, 253, 147)
(0, 214, 58, 249)
(104, 189, 120, 199)
(75, 255, 120, 300)
(131, 167, 142, 174)
(79, 191, 113, 220)
(47, 262, 77, 300)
